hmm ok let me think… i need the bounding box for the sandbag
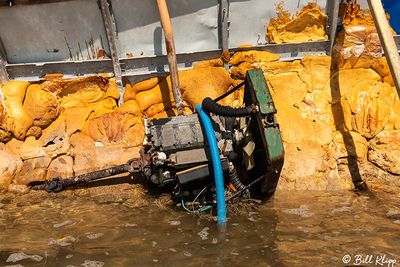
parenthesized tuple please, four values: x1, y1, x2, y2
(229, 51, 279, 65)
(23, 84, 59, 128)
(2, 81, 33, 140)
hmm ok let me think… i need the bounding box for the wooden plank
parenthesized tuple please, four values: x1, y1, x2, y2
(367, 0, 400, 97)
(156, 0, 184, 115)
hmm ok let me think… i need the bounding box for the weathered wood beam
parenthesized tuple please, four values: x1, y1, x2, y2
(368, 0, 400, 97)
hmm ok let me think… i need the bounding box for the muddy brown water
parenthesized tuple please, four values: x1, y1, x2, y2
(0, 187, 399, 267)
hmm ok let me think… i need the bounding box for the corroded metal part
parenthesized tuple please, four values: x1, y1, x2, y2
(30, 159, 142, 192)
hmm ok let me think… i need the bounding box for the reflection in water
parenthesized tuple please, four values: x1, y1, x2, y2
(0, 190, 399, 266)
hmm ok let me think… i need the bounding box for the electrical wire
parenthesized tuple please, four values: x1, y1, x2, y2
(181, 197, 212, 214)
(191, 185, 209, 212)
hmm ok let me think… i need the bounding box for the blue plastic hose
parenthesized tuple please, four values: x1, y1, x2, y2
(196, 104, 227, 225)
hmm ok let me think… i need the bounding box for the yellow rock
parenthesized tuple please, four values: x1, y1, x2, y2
(299, 56, 331, 91)
(341, 81, 397, 138)
(117, 100, 142, 116)
(368, 130, 400, 174)
(23, 84, 59, 128)
(230, 62, 255, 80)
(82, 112, 144, 147)
(386, 101, 400, 130)
(14, 156, 52, 185)
(330, 130, 368, 160)
(266, 72, 308, 107)
(266, 3, 328, 44)
(275, 105, 333, 146)
(41, 76, 119, 109)
(194, 58, 224, 69)
(135, 79, 172, 112)
(46, 155, 74, 180)
(0, 147, 22, 192)
(26, 126, 42, 139)
(229, 50, 279, 65)
(371, 57, 390, 77)
(326, 68, 381, 104)
(257, 60, 303, 75)
(134, 67, 232, 112)
(0, 92, 12, 142)
(70, 133, 141, 176)
(123, 77, 163, 102)
(2, 80, 33, 140)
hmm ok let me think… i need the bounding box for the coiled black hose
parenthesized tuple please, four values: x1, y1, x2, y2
(202, 97, 255, 117)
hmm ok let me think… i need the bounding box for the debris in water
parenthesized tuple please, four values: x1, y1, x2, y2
(48, 235, 76, 246)
(197, 227, 209, 240)
(124, 223, 138, 227)
(393, 220, 400, 225)
(81, 260, 105, 267)
(330, 206, 353, 214)
(283, 205, 313, 218)
(183, 251, 192, 257)
(169, 220, 181, 226)
(53, 220, 74, 228)
(169, 248, 177, 252)
(6, 252, 43, 263)
(85, 232, 104, 240)
(386, 210, 400, 218)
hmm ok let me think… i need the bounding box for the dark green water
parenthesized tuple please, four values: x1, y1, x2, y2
(0, 189, 399, 267)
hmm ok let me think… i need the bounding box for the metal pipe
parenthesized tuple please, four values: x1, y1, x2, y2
(367, 0, 400, 97)
(156, 0, 185, 115)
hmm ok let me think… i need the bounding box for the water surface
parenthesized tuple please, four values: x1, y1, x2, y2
(0, 188, 399, 266)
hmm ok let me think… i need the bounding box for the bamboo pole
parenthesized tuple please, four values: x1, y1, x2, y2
(156, 0, 185, 115)
(367, 0, 400, 97)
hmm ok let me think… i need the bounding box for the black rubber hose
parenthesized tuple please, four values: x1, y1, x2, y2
(202, 97, 254, 117)
(229, 166, 247, 192)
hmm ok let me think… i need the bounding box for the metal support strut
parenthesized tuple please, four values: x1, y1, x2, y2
(99, 0, 124, 104)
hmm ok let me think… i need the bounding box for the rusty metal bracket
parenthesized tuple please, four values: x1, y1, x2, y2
(98, 0, 124, 104)
(0, 37, 8, 84)
(218, 0, 229, 69)
(326, 0, 340, 55)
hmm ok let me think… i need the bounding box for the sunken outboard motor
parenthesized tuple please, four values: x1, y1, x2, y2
(31, 69, 284, 213)
(142, 69, 284, 201)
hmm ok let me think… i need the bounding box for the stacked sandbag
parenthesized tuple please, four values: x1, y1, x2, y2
(229, 50, 279, 80)
(0, 75, 146, 191)
(1, 81, 33, 140)
(332, 2, 396, 70)
(124, 67, 234, 119)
